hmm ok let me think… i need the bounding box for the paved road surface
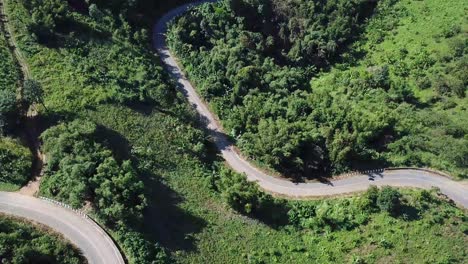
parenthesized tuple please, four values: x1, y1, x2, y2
(153, 1, 468, 208)
(0, 192, 125, 264)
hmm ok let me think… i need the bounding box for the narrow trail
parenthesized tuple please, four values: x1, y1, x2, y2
(0, 0, 43, 196)
(154, 0, 468, 208)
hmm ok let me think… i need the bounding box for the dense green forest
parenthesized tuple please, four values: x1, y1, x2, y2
(0, 214, 85, 263)
(1, 0, 466, 263)
(168, 0, 468, 179)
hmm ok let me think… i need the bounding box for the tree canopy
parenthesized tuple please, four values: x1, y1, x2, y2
(40, 120, 146, 227)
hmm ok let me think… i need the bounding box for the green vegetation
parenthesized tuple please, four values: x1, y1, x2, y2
(40, 120, 146, 227)
(12, 0, 176, 111)
(168, 0, 468, 179)
(0, 214, 85, 263)
(0, 15, 19, 132)
(0, 15, 31, 190)
(0, 20, 18, 96)
(4, 0, 190, 262)
(0, 137, 32, 188)
(2, 0, 467, 263)
(168, 164, 468, 263)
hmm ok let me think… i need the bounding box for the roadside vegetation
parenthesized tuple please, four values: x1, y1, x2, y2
(1, 0, 466, 263)
(0, 213, 85, 263)
(197, 169, 468, 263)
(168, 0, 468, 179)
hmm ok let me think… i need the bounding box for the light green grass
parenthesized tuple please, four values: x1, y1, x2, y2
(352, 0, 467, 101)
(0, 182, 20, 191)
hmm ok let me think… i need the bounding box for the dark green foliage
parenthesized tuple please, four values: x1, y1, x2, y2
(20, 0, 68, 40)
(362, 185, 379, 211)
(0, 119, 5, 135)
(377, 186, 402, 215)
(23, 79, 44, 108)
(213, 169, 406, 231)
(89, 4, 104, 21)
(286, 186, 389, 231)
(287, 199, 371, 231)
(215, 167, 286, 224)
(0, 214, 85, 263)
(168, 0, 468, 178)
(0, 89, 16, 115)
(166, 0, 389, 177)
(0, 137, 32, 186)
(40, 120, 146, 227)
(14, 0, 175, 109)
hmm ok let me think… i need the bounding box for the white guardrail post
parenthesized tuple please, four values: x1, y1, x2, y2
(39, 196, 89, 219)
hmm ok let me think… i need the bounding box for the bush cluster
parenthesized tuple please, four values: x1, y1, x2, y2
(40, 120, 146, 227)
(0, 137, 32, 186)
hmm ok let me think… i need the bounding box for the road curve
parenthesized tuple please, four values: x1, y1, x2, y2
(0, 192, 125, 264)
(153, 1, 468, 208)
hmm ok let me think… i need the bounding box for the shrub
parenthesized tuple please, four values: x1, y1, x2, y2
(0, 90, 16, 115)
(216, 167, 287, 225)
(23, 79, 44, 108)
(40, 120, 146, 227)
(358, 185, 379, 212)
(0, 137, 32, 186)
(116, 228, 170, 264)
(377, 186, 402, 215)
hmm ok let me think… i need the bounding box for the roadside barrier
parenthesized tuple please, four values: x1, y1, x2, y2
(337, 167, 452, 179)
(39, 196, 89, 219)
(339, 168, 385, 177)
(38, 196, 126, 263)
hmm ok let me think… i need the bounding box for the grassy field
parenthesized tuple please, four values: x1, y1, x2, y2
(312, 0, 468, 177)
(2, 0, 467, 263)
(0, 213, 85, 263)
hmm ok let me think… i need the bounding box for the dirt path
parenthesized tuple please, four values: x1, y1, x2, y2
(0, 0, 43, 196)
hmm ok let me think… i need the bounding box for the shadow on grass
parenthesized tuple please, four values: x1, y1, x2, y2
(95, 125, 132, 162)
(398, 204, 421, 221)
(142, 174, 207, 252)
(95, 124, 208, 252)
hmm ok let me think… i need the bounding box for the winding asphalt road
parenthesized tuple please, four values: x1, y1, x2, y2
(0, 192, 125, 264)
(0, 2, 465, 263)
(153, 1, 468, 208)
